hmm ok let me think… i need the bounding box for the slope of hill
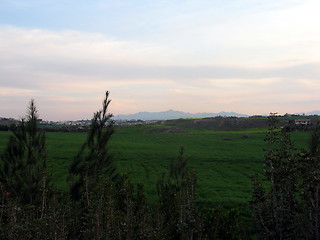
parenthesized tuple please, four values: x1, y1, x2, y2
(305, 110, 320, 115)
(163, 117, 269, 131)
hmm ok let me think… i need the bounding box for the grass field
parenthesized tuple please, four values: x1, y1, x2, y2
(0, 123, 311, 209)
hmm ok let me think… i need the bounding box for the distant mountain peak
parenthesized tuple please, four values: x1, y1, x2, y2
(114, 110, 248, 121)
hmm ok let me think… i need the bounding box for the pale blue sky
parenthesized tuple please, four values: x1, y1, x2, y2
(0, 0, 319, 120)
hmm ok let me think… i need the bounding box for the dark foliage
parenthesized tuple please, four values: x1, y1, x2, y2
(0, 125, 9, 131)
(0, 100, 48, 206)
(251, 114, 320, 239)
(300, 122, 320, 240)
(69, 91, 118, 200)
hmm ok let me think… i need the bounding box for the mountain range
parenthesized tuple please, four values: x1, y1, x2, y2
(300, 111, 320, 116)
(114, 110, 248, 121)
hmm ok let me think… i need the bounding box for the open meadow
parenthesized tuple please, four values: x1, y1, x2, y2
(0, 121, 311, 211)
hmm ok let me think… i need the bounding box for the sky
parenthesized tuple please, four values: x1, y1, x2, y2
(0, 0, 319, 121)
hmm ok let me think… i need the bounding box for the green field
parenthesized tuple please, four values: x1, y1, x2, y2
(0, 123, 311, 208)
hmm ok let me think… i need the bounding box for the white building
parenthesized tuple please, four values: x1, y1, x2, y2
(294, 119, 311, 125)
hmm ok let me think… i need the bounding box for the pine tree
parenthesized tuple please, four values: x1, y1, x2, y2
(157, 147, 197, 239)
(300, 122, 320, 239)
(0, 99, 47, 205)
(69, 91, 118, 201)
(309, 122, 320, 156)
(251, 113, 302, 239)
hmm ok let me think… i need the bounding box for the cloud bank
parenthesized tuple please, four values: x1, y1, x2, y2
(0, 0, 319, 120)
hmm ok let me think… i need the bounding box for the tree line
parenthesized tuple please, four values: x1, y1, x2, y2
(0, 92, 320, 239)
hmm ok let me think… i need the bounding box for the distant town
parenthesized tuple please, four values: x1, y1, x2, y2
(0, 117, 159, 131)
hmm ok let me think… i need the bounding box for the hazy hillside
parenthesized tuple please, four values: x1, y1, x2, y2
(114, 109, 248, 121)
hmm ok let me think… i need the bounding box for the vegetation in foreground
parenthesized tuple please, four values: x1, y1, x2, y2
(0, 92, 320, 239)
